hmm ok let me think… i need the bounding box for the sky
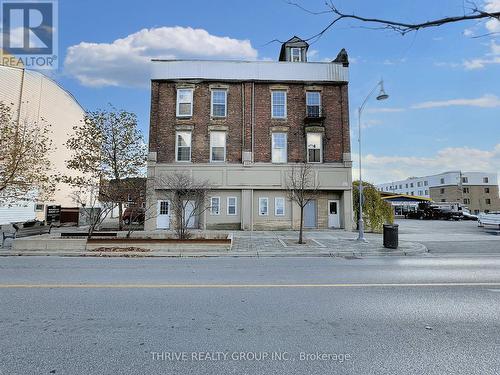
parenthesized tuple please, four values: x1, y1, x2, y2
(41, 0, 500, 184)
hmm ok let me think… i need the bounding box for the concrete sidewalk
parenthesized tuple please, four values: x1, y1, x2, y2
(0, 230, 427, 258)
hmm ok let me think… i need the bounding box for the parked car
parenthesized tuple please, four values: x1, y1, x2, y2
(478, 211, 500, 227)
(406, 202, 463, 220)
(122, 207, 145, 225)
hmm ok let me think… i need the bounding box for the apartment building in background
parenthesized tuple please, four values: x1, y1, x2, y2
(145, 36, 353, 231)
(377, 171, 500, 214)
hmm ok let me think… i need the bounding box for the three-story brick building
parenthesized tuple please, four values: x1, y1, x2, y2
(145, 37, 353, 231)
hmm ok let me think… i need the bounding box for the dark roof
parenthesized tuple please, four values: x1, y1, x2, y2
(333, 48, 349, 67)
(279, 36, 309, 61)
(381, 193, 432, 202)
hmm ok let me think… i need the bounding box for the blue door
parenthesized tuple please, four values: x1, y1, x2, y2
(304, 200, 317, 228)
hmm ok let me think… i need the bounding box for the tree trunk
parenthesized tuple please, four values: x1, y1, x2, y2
(118, 201, 123, 231)
(298, 206, 304, 244)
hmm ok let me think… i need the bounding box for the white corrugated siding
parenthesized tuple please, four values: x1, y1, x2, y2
(0, 65, 86, 224)
(0, 202, 36, 225)
(151, 60, 348, 82)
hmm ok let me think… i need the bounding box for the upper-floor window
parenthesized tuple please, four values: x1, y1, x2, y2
(291, 48, 302, 62)
(272, 132, 287, 163)
(424, 180, 428, 186)
(440, 178, 445, 184)
(440, 188, 445, 194)
(462, 177, 468, 183)
(463, 187, 470, 194)
(176, 131, 191, 162)
(463, 198, 470, 204)
(176, 89, 193, 117)
(417, 181, 422, 187)
(405, 184, 408, 188)
(486, 198, 491, 205)
(410, 183, 414, 188)
(307, 133, 322, 163)
(399, 185, 402, 189)
(483, 177, 489, 183)
(271, 91, 287, 118)
(210, 131, 226, 162)
(485, 187, 490, 194)
(211, 89, 227, 117)
(306, 91, 321, 117)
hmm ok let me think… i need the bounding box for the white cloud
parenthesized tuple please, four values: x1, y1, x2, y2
(360, 119, 383, 129)
(463, 28, 475, 37)
(411, 94, 500, 109)
(64, 26, 258, 87)
(383, 57, 406, 65)
(365, 107, 405, 113)
(463, 38, 500, 70)
(484, 0, 500, 33)
(352, 144, 500, 184)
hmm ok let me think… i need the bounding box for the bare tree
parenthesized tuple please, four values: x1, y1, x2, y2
(0, 101, 54, 202)
(71, 181, 115, 239)
(286, 162, 320, 244)
(159, 172, 211, 239)
(65, 106, 147, 230)
(285, 1, 500, 40)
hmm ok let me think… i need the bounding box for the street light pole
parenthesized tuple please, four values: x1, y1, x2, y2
(357, 80, 389, 242)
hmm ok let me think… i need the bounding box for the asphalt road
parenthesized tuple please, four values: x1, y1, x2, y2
(1, 256, 500, 374)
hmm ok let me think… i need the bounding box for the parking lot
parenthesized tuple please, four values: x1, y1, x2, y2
(396, 218, 500, 255)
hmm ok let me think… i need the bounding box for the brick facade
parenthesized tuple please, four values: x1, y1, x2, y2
(148, 81, 350, 164)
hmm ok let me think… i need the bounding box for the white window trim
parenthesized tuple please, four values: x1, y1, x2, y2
(159, 200, 170, 215)
(210, 131, 226, 163)
(176, 88, 193, 117)
(271, 90, 287, 119)
(306, 133, 323, 163)
(272, 132, 287, 163)
(306, 91, 321, 116)
(291, 47, 302, 62)
(227, 197, 237, 216)
(210, 89, 227, 118)
(175, 131, 192, 162)
(259, 197, 269, 216)
(275, 197, 285, 216)
(210, 197, 220, 216)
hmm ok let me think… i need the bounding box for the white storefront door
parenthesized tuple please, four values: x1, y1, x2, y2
(156, 200, 170, 229)
(328, 200, 340, 228)
(184, 200, 196, 228)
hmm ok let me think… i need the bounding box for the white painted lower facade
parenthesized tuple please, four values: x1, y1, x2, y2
(145, 161, 353, 231)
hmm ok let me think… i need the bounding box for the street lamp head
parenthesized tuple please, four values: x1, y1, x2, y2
(376, 91, 389, 101)
(376, 80, 389, 101)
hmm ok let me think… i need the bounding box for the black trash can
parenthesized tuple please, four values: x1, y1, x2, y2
(383, 224, 399, 249)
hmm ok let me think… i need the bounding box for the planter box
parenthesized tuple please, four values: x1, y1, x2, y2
(12, 234, 232, 252)
(86, 238, 231, 251)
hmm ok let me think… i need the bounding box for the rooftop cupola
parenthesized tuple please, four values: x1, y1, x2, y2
(279, 36, 309, 62)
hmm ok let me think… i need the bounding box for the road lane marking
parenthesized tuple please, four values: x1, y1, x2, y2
(1, 282, 500, 289)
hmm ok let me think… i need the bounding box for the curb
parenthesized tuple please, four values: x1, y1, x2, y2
(0, 241, 428, 258)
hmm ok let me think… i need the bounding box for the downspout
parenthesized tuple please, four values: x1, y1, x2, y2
(16, 67, 25, 128)
(251, 82, 255, 231)
(241, 83, 245, 150)
(251, 82, 255, 160)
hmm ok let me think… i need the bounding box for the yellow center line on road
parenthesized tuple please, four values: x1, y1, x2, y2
(0, 282, 500, 289)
